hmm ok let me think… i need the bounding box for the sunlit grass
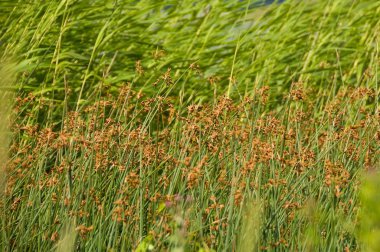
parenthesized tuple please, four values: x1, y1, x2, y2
(0, 0, 379, 251)
(0, 60, 15, 252)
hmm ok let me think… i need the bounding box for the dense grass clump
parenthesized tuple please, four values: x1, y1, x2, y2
(3, 72, 379, 251)
(0, 0, 379, 251)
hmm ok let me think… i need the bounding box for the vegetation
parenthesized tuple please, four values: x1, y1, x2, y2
(0, 0, 379, 251)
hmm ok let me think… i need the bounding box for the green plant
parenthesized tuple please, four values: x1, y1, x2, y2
(0, 0, 379, 251)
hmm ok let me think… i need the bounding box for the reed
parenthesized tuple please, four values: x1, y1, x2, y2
(0, 0, 379, 251)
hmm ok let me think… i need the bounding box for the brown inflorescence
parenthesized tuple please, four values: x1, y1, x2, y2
(3, 82, 379, 251)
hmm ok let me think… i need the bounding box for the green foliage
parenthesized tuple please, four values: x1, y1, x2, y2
(0, 59, 15, 252)
(237, 199, 262, 252)
(0, 0, 379, 251)
(359, 173, 380, 252)
(1, 0, 380, 108)
(55, 219, 77, 252)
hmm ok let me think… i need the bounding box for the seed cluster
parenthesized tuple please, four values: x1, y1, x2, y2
(2, 78, 379, 250)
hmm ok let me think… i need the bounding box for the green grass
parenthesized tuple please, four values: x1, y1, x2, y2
(0, 0, 379, 251)
(2, 0, 380, 106)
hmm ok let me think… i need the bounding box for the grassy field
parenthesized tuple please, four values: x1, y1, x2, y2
(1, 0, 379, 251)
